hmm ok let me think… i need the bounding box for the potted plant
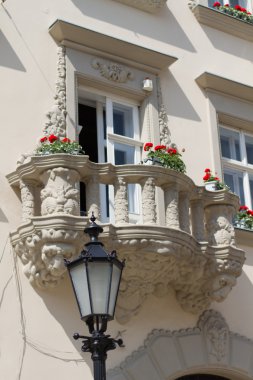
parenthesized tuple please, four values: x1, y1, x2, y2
(35, 135, 84, 155)
(143, 143, 186, 173)
(212, 2, 253, 24)
(234, 205, 253, 230)
(203, 168, 228, 191)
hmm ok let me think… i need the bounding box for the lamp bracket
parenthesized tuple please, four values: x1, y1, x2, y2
(73, 332, 124, 356)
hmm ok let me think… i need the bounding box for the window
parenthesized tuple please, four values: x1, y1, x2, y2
(208, 0, 251, 9)
(78, 89, 142, 223)
(220, 126, 253, 209)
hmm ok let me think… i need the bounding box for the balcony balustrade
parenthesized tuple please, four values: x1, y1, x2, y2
(7, 154, 245, 322)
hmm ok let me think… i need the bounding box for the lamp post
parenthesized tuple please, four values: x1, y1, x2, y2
(65, 213, 125, 380)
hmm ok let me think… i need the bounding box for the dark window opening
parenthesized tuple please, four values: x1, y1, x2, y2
(177, 375, 230, 380)
(78, 103, 98, 163)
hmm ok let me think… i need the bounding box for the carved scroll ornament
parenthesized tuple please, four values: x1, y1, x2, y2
(92, 59, 134, 83)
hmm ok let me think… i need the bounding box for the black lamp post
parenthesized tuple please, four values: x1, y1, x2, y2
(65, 213, 125, 380)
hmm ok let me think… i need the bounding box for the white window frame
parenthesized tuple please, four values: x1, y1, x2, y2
(78, 87, 142, 223)
(220, 125, 253, 209)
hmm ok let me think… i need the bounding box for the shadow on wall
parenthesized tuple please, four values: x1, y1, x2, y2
(35, 276, 93, 369)
(0, 30, 26, 71)
(164, 72, 201, 121)
(198, 26, 253, 62)
(0, 208, 8, 223)
(70, 0, 196, 53)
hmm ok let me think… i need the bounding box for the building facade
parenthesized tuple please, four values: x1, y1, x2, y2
(0, 0, 253, 379)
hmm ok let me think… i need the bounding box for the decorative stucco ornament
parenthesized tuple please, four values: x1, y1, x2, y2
(205, 205, 235, 246)
(108, 310, 253, 380)
(188, 0, 198, 10)
(40, 167, 80, 216)
(157, 77, 171, 146)
(43, 45, 66, 138)
(7, 155, 245, 316)
(14, 226, 86, 288)
(198, 309, 229, 361)
(112, 0, 167, 13)
(91, 59, 134, 83)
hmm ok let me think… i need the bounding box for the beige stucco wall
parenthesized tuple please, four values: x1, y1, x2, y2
(1, 0, 253, 379)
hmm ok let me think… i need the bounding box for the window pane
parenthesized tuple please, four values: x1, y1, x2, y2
(113, 103, 133, 138)
(220, 127, 241, 161)
(238, 0, 248, 8)
(224, 169, 245, 204)
(250, 177, 253, 207)
(114, 143, 135, 165)
(224, 173, 234, 193)
(245, 135, 253, 165)
(238, 177, 245, 206)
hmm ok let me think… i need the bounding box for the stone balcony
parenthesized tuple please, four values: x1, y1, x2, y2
(7, 154, 245, 323)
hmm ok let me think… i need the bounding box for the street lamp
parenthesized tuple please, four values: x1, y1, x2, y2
(65, 213, 125, 380)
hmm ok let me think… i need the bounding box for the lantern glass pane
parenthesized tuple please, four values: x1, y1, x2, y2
(69, 263, 91, 319)
(108, 264, 122, 316)
(87, 261, 111, 315)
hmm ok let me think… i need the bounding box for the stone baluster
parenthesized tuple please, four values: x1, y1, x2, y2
(114, 176, 129, 225)
(191, 199, 206, 241)
(179, 191, 190, 233)
(164, 184, 180, 229)
(205, 205, 235, 247)
(20, 179, 36, 222)
(86, 176, 101, 220)
(141, 177, 157, 224)
(40, 167, 80, 216)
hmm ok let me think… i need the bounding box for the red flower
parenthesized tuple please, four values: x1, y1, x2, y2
(247, 210, 253, 216)
(241, 7, 247, 12)
(40, 136, 47, 143)
(62, 137, 71, 143)
(203, 174, 211, 181)
(234, 5, 242, 10)
(213, 2, 221, 7)
(239, 205, 248, 211)
(247, 12, 252, 14)
(205, 168, 211, 173)
(144, 142, 153, 151)
(167, 148, 177, 154)
(224, 3, 229, 6)
(48, 134, 58, 143)
(154, 145, 166, 151)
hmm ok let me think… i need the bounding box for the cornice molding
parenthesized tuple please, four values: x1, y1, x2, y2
(49, 20, 177, 73)
(112, 0, 167, 13)
(190, 4, 253, 43)
(196, 72, 253, 103)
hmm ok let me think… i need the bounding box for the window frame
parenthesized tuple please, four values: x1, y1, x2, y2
(78, 86, 142, 223)
(219, 124, 253, 209)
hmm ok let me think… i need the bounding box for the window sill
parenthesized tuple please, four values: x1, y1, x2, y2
(235, 225, 253, 247)
(112, 0, 167, 13)
(191, 5, 253, 42)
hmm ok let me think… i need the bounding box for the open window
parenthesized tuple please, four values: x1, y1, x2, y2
(78, 88, 142, 223)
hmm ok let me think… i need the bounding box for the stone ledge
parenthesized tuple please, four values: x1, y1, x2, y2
(191, 4, 253, 42)
(112, 0, 167, 13)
